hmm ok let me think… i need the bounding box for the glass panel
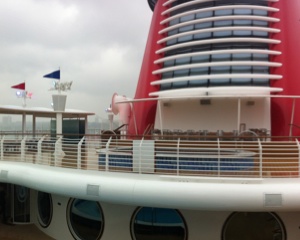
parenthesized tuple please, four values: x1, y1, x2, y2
(195, 22, 212, 30)
(161, 71, 172, 90)
(210, 66, 229, 73)
(210, 78, 230, 86)
(190, 67, 209, 75)
(253, 78, 269, 86)
(179, 25, 194, 33)
(253, 20, 268, 27)
(232, 66, 252, 74)
(191, 55, 209, 63)
(189, 79, 208, 87)
(133, 207, 186, 240)
(175, 57, 190, 65)
(162, 72, 173, 79)
(222, 212, 285, 240)
(231, 78, 252, 85)
(161, 83, 172, 90)
(196, 11, 213, 19)
(173, 69, 189, 78)
(169, 18, 179, 26)
(167, 39, 178, 46)
(178, 34, 193, 43)
(233, 30, 252, 36)
(164, 60, 175, 67)
(234, 8, 252, 15)
(232, 53, 251, 61)
(253, 9, 268, 16)
(212, 54, 231, 62)
(233, 19, 252, 26)
(38, 192, 52, 227)
(214, 30, 232, 37)
(168, 29, 179, 37)
(215, 9, 233, 16)
(215, 20, 232, 27)
(253, 66, 269, 74)
(180, 14, 195, 22)
(0, 183, 10, 224)
(189, 69, 208, 87)
(211, 65, 230, 72)
(195, 33, 212, 40)
(68, 199, 104, 240)
(253, 53, 268, 61)
(210, 66, 230, 86)
(14, 185, 30, 223)
(253, 31, 268, 37)
(173, 80, 189, 89)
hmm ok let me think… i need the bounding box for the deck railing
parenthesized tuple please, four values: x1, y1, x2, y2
(0, 134, 300, 178)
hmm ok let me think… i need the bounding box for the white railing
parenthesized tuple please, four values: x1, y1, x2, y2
(0, 134, 300, 178)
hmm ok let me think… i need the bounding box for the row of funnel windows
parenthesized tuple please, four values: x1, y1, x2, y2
(158, 2, 277, 90)
(165, 10, 270, 46)
(160, 44, 272, 90)
(169, 0, 269, 15)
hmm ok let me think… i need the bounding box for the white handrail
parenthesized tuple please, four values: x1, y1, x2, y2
(0, 134, 299, 179)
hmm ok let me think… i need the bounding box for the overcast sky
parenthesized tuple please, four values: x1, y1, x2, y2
(0, 0, 152, 121)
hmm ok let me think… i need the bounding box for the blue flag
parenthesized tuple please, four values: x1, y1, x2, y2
(43, 70, 60, 80)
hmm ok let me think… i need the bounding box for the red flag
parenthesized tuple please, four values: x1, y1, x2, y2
(11, 82, 25, 90)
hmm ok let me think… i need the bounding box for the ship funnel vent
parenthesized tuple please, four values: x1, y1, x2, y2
(111, 93, 131, 125)
(0, 170, 8, 179)
(264, 194, 282, 207)
(86, 184, 100, 196)
(200, 99, 211, 105)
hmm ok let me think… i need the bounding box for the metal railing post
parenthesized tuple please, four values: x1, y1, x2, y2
(139, 138, 144, 174)
(0, 136, 4, 161)
(296, 139, 300, 177)
(54, 136, 63, 167)
(37, 135, 46, 164)
(105, 137, 112, 171)
(258, 139, 262, 178)
(21, 136, 27, 162)
(217, 138, 220, 176)
(177, 138, 180, 176)
(77, 137, 85, 169)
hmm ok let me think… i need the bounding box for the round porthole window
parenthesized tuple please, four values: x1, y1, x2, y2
(131, 207, 187, 240)
(222, 212, 286, 240)
(67, 199, 104, 240)
(37, 191, 52, 228)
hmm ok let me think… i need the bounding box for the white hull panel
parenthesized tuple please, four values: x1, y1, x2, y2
(1, 162, 300, 212)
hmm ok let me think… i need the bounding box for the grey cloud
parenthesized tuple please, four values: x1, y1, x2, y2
(0, 0, 152, 118)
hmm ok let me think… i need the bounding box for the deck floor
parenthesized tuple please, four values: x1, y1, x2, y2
(0, 222, 54, 240)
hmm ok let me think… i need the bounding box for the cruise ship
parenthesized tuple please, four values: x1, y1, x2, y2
(1, 0, 300, 239)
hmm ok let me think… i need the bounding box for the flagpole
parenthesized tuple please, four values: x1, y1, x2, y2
(58, 67, 61, 95)
(23, 94, 26, 107)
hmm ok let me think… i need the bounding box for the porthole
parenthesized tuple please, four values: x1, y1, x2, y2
(37, 191, 52, 228)
(131, 207, 187, 240)
(222, 212, 286, 240)
(67, 199, 104, 240)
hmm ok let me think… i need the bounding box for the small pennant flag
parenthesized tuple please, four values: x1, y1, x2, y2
(43, 70, 60, 80)
(11, 82, 25, 90)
